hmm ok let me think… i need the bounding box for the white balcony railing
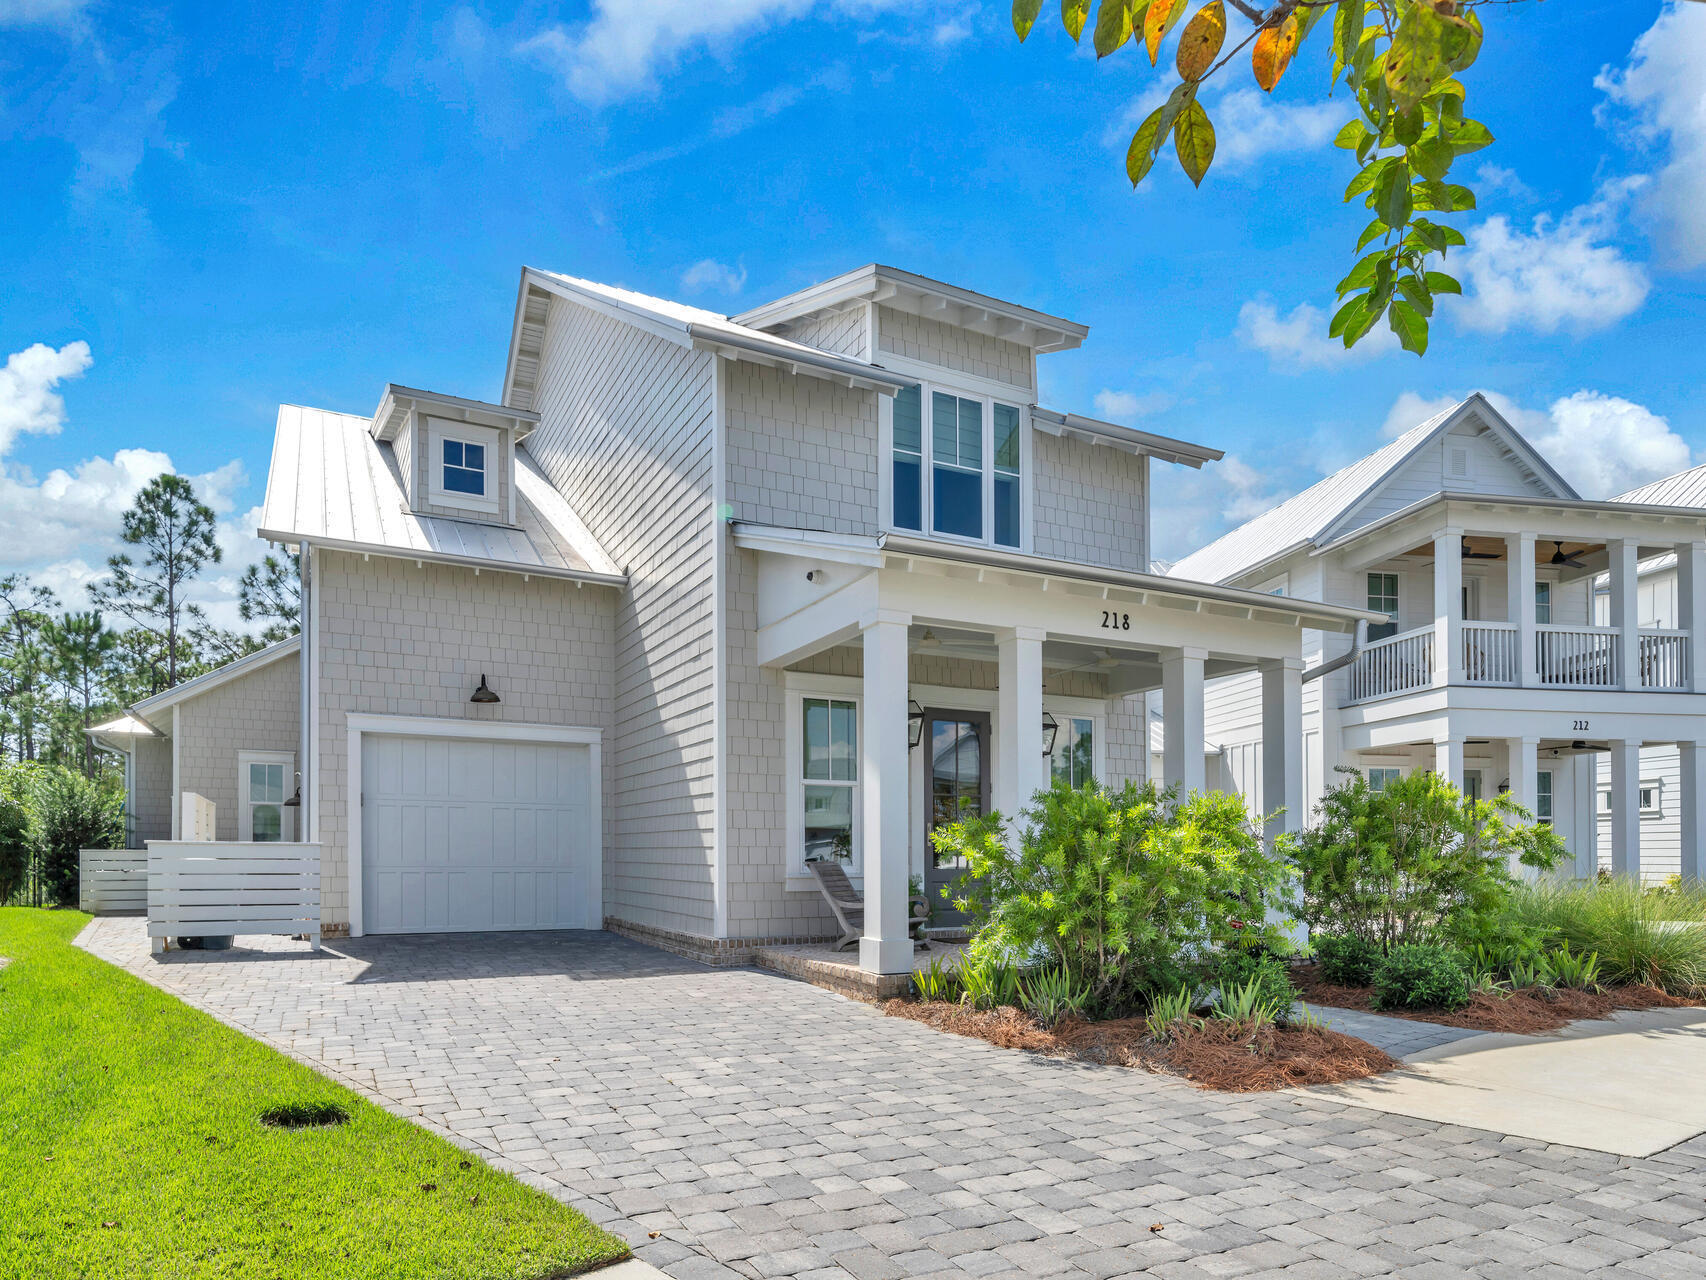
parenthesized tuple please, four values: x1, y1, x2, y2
(1346, 626, 1435, 702)
(1346, 621, 1694, 702)
(1463, 621, 1520, 685)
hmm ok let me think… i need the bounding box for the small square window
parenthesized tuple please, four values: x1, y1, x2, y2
(442, 438, 486, 496)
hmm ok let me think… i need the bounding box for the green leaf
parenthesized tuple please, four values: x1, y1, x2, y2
(1374, 160, 1413, 230)
(1093, 0, 1134, 56)
(1388, 299, 1429, 355)
(1335, 250, 1385, 296)
(1334, 119, 1371, 151)
(1443, 117, 1494, 155)
(1332, 0, 1364, 84)
(1384, 2, 1477, 115)
(1424, 271, 1462, 295)
(1340, 294, 1381, 347)
(1344, 155, 1393, 203)
(1355, 217, 1389, 253)
(1398, 274, 1434, 318)
(1126, 81, 1196, 185)
(1063, 0, 1090, 41)
(1013, 0, 1045, 40)
(1329, 293, 1367, 341)
(1173, 98, 1216, 187)
(1443, 182, 1476, 211)
(1393, 106, 1425, 147)
(1410, 135, 1454, 182)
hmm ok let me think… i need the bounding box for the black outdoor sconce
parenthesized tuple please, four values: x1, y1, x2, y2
(907, 699, 925, 749)
(470, 674, 501, 704)
(1041, 711, 1060, 757)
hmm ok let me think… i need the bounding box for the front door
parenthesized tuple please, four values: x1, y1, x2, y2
(923, 709, 990, 925)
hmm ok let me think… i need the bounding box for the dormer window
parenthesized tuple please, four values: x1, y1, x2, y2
(442, 439, 486, 496)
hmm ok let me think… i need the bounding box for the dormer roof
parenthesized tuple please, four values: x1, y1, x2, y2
(371, 384, 538, 443)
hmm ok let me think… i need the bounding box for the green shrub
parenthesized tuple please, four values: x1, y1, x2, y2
(1294, 770, 1564, 950)
(1312, 933, 1382, 987)
(1543, 944, 1602, 992)
(911, 953, 960, 1003)
(0, 763, 32, 904)
(1510, 879, 1706, 994)
(1144, 985, 1197, 1043)
(30, 766, 124, 906)
(956, 949, 1020, 1010)
(932, 779, 1296, 1018)
(1212, 948, 1295, 1013)
(1371, 943, 1471, 1011)
(1211, 975, 1283, 1031)
(1017, 966, 1091, 1027)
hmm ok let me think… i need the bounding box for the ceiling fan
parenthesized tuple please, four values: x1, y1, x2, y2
(1460, 536, 1500, 560)
(1549, 540, 1587, 569)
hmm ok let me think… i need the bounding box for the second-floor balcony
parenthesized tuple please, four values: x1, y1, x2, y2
(1346, 621, 1692, 702)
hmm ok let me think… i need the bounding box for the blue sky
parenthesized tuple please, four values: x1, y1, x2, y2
(2, 0, 1703, 621)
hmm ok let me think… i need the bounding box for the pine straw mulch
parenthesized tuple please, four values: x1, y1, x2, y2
(1291, 963, 1700, 1035)
(881, 1000, 1400, 1092)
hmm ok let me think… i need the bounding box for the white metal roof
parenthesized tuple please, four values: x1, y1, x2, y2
(1030, 407, 1223, 468)
(257, 403, 623, 584)
(87, 713, 159, 739)
(1167, 394, 1578, 585)
(1616, 463, 1706, 509)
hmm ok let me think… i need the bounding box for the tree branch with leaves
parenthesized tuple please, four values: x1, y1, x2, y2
(1014, 0, 1505, 354)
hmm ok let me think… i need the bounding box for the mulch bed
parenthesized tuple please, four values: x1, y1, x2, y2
(1292, 963, 1699, 1035)
(882, 1000, 1399, 1092)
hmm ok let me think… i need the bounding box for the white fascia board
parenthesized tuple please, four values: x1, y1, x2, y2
(1029, 407, 1223, 468)
(731, 522, 887, 569)
(343, 711, 602, 745)
(376, 385, 540, 442)
(133, 635, 303, 718)
(525, 269, 698, 348)
(256, 528, 627, 588)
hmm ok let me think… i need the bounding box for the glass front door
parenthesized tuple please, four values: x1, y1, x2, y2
(924, 709, 990, 924)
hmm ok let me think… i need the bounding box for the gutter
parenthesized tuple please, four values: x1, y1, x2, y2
(1302, 619, 1369, 684)
(683, 324, 914, 392)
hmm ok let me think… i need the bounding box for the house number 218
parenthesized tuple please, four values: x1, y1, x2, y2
(1101, 611, 1131, 631)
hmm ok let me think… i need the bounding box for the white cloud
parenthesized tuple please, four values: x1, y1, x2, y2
(1234, 296, 1396, 370)
(1453, 188, 1651, 335)
(680, 259, 749, 295)
(519, 0, 902, 104)
(1475, 163, 1537, 205)
(1106, 86, 1341, 169)
(1092, 389, 1174, 422)
(0, 340, 91, 454)
(1150, 452, 1289, 561)
(1379, 390, 1460, 440)
(1596, 3, 1706, 268)
(0, 0, 88, 29)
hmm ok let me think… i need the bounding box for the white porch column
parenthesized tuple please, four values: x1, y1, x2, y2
(1509, 531, 1537, 687)
(1506, 736, 1540, 877)
(1681, 742, 1706, 882)
(1608, 738, 1642, 879)
(1433, 735, 1464, 791)
(1259, 657, 1304, 841)
(1608, 538, 1641, 691)
(994, 626, 1047, 822)
(859, 613, 913, 975)
(1161, 647, 1207, 796)
(1676, 541, 1706, 693)
(1433, 529, 1464, 687)
(1572, 754, 1599, 880)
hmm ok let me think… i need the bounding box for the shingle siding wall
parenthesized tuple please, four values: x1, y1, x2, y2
(176, 652, 302, 843)
(1033, 433, 1148, 571)
(783, 307, 869, 360)
(876, 305, 1033, 390)
(312, 551, 615, 928)
(131, 733, 173, 846)
(725, 363, 880, 535)
(525, 297, 720, 935)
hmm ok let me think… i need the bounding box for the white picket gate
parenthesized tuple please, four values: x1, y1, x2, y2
(78, 852, 148, 914)
(146, 841, 321, 954)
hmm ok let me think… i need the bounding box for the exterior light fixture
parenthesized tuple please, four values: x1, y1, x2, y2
(470, 674, 501, 704)
(907, 700, 925, 750)
(1041, 711, 1060, 757)
(282, 771, 302, 808)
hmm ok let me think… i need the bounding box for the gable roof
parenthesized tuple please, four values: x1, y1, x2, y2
(1615, 463, 1706, 509)
(131, 635, 301, 723)
(1168, 394, 1578, 585)
(257, 403, 623, 584)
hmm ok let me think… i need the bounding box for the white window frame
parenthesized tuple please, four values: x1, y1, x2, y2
(1600, 780, 1663, 817)
(1050, 714, 1099, 789)
(1366, 571, 1400, 621)
(1367, 767, 1402, 792)
(785, 676, 864, 880)
(879, 374, 1032, 553)
(1536, 769, 1553, 824)
(426, 417, 500, 516)
(1534, 580, 1552, 625)
(237, 750, 296, 843)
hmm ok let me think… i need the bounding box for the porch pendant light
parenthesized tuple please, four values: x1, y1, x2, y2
(1041, 711, 1060, 757)
(907, 700, 925, 750)
(470, 674, 501, 704)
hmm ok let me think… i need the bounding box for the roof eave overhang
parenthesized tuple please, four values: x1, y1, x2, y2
(683, 324, 912, 394)
(133, 635, 303, 718)
(1030, 407, 1224, 468)
(1313, 492, 1706, 559)
(270, 530, 628, 589)
(372, 384, 540, 444)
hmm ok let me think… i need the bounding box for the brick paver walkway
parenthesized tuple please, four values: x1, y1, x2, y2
(80, 919, 1706, 1280)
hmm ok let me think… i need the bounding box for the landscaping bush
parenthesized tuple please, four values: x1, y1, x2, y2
(1509, 878, 1706, 994)
(29, 766, 124, 906)
(1211, 948, 1295, 1014)
(0, 763, 31, 905)
(932, 780, 1296, 1018)
(1371, 943, 1471, 1011)
(1294, 770, 1564, 950)
(1312, 933, 1382, 987)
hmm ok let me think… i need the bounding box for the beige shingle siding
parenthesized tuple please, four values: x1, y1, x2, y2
(876, 305, 1033, 390)
(725, 363, 880, 535)
(525, 296, 719, 937)
(1032, 432, 1148, 572)
(132, 733, 174, 844)
(782, 306, 870, 360)
(312, 551, 616, 928)
(394, 417, 415, 508)
(175, 651, 302, 843)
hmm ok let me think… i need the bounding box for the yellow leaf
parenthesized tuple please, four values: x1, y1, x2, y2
(1251, 13, 1299, 92)
(1173, 98, 1216, 187)
(1175, 1, 1225, 82)
(1143, 0, 1186, 67)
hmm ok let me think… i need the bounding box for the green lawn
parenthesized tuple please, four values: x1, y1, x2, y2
(0, 908, 629, 1279)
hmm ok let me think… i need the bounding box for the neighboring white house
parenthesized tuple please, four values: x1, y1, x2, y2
(1170, 395, 1706, 882)
(101, 263, 1370, 975)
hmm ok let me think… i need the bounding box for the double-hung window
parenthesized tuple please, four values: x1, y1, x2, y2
(801, 697, 858, 869)
(1367, 767, 1401, 792)
(238, 751, 294, 843)
(889, 382, 1023, 548)
(1536, 770, 1553, 825)
(1366, 572, 1399, 621)
(1050, 717, 1095, 789)
(1534, 581, 1552, 624)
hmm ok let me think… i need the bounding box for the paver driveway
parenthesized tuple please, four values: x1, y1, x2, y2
(81, 919, 1706, 1280)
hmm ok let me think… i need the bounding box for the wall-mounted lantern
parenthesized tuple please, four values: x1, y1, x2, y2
(1041, 711, 1060, 758)
(470, 674, 501, 704)
(907, 700, 925, 750)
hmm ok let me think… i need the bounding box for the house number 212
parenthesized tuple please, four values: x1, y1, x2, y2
(1101, 611, 1131, 631)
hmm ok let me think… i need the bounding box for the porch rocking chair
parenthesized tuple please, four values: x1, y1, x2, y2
(807, 860, 931, 952)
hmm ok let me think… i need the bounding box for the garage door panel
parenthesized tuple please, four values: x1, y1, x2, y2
(361, 734, 598, 934)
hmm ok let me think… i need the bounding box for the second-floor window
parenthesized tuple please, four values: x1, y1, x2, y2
(1535, 581, 1552, 624)
(890, 382, 1023, 549)
(442, 439, 486, 496)
(1367, 572, 1398, 621)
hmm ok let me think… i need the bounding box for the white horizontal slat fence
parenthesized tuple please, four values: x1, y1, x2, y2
(146, 841, 321, 952)
(79, 852, 147, 914)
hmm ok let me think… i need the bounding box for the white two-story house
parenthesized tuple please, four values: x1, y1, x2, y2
(1171, 395, 1706, 881)
(100, 263, 1367, 978)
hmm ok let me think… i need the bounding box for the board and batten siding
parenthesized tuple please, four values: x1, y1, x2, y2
(312, 551, 615, 929)
(174, 652, 302, 844)
(1031, 431, 1148, 572)
(524, 295, 720, 936)
(876, 305, 1033, 391)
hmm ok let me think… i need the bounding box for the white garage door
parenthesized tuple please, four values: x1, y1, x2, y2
(360, 734, 599, 934)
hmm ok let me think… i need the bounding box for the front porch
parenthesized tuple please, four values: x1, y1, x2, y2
(737, 525, 1369, 976)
